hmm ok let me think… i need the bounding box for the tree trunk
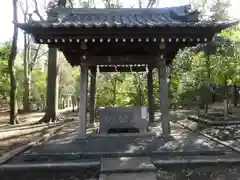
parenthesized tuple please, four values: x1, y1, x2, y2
(8, 0, 19, 125)
(39, 0, 67, 123)
(204, 55, 211, 115)
(232, 84, 239, 107)
(23, 33, 30, 112)
(39, 48, 62, 123)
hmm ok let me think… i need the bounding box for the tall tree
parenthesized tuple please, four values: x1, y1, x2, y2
(191, 0, 230, 20)
(40, 0, 67, 123)
(18, 0, 49, 112)
(18, 0, 31, 112)
(9, 0, 20, 124)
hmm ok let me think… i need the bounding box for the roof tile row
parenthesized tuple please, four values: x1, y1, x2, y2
(15, 5, 238, 29)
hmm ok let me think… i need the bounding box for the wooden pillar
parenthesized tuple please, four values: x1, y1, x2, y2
(79, 65, 89, 138)
(147, 66, 154, 122)
(224, 99, 228, 119)
(157, 60, 170, 138)
(89, 68, 96, 125)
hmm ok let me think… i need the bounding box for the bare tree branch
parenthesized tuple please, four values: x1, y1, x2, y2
(138, 0, 142, 8)
(33, 0, 44, 21)
(37, 50, 48, 60)
(17, 0, 25, 16)
(68, 0, 74, 7)
(155, 0, 159, 7)
(30, 44, 41, 71)
(58, 0, 67, 7)
(104, 0, 111, 8)
(147, 0, 156, 8)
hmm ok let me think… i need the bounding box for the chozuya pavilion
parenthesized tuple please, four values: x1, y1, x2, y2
(15, 5, 237, 138)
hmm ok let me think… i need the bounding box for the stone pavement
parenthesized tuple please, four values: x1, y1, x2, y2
(2, 116, 240, 180)
(6, 119, 239, 164)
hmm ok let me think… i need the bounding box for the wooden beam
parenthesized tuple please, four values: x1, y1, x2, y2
(157, 59, 170, 138)
(147, 67, 155, 122)
(28, 26, 218, 39)
(89, 68, 96, 125)
(79, 65, 89, 138)
(81, 56, 158, 65)
(96, 66, 152, 72)
(41, 35, 214, 50)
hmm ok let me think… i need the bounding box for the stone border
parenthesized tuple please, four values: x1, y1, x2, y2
(0, 119, 75, 165)
(153, 157, 240, 165)
(101, 168, 156, 174)
(24, 150, 228, 162)
(0, 161, 100, 171)
(87, 132, 156, 138)
(188, 115, 240, 125)
(177, 121, 240, 155)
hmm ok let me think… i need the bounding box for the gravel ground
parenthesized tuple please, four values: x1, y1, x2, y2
(179, 118, 240, 151)
(3, 109, 240, 180)
(156, 164, 240, 180)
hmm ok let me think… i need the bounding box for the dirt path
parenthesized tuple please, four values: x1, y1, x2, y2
(0, 112, 44, 128)
(0, 124, 62, 155)
(0, 110, 74, 157)
(0, 107, 73, 129)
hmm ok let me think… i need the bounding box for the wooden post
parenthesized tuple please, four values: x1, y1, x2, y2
(147, 66, 154, 122)
(89, 68, 96, 125)
(224, 99, 228, 119)
(157, 60, 170, 138)
(79, 65, 89, 138)
(67, 95, 70, 108)
(196, 95, 200, 117)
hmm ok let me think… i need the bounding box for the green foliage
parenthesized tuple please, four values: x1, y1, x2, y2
(0, 0, 239, 111)
(0, 42, 11, 99)
(169, 28, 240, 107)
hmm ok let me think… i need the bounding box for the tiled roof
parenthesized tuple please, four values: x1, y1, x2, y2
(15, 5, 238, 29)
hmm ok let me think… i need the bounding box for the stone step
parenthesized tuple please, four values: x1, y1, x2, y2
(100, 156, 157, 180)
(100, 157, 156, 173)
(99, 172, 157, 180)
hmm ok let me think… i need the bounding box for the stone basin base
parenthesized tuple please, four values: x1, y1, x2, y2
(99, 106, 149, 134)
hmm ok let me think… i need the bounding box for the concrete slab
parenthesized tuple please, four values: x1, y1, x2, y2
(99, 172, 157, 180)
(101, 157, 155, 172)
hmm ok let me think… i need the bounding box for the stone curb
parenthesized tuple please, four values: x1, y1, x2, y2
(0, 119, 75, 165)
(24, 150, 228, 162)
(0, 161, 100, 171)
(153, 157, 240, 165)
(100, 168, 156, 174)
(188, 115, 240, 125)
(88, 132, 156, 138)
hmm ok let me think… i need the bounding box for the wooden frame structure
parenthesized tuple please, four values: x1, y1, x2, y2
(16, 5, 237, 138)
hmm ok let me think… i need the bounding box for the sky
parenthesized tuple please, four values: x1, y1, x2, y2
(0, 0, 239, 46)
